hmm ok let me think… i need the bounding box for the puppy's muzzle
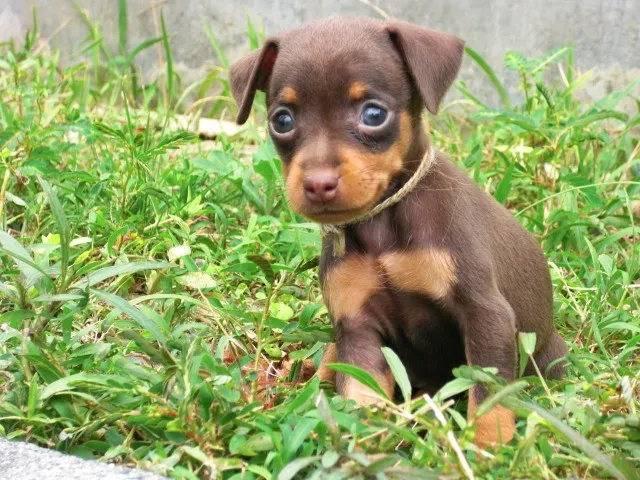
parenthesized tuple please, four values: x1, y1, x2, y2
(302, 169, 339, 203)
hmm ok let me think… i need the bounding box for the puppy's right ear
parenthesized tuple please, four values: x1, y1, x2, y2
(229, 39, 279, 125)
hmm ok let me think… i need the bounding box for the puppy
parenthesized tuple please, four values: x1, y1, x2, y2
(229, 16, 567, 448)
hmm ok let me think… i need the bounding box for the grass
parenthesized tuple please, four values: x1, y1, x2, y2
(0, 8, 639, 480)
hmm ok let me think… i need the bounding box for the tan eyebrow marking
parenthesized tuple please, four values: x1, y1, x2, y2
(348, 82, 368, 101)
(281, 87, 298, 104)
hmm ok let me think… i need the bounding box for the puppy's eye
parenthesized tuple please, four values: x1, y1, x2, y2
(271, 109, 295, 135)
(360, 105, 388, 127)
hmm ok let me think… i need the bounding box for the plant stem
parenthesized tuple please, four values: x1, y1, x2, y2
(0, 167, 11, 229)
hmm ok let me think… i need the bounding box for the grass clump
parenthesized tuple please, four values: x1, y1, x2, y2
(0, 11, 639, 480)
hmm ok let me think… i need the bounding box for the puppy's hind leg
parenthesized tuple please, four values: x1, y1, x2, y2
(462, 291, 518, 449)
(524, 330, 568, 380)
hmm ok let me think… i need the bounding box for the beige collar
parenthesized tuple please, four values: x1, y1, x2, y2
(321, 145, 436, 257)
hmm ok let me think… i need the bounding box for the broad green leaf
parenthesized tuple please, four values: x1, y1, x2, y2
(518, 332, 537, 376)
(0, 309, 35, 325)
(598, 254, 615, 276)
(283, 418, 319, 461)
(325, 363, 390, 401)
(41, 373, 131, 399)
(38, 177, 71, 285)
(567, 110, 628, 129)
(175, 271, 217, 289)
(474, 381, 527, 418)
(0, 281, 17, 299)
(495, 163, 515, 204)
(433, 377, 476, 403)
(192, 150, 236, 175)
(519, 332, 537, 356)
(277, 457, 319, 480)
(33, 293, 85, 302)
(381, 346, 412, 403)
(167, 245, 191, 262)
(363, 454, 402, 475)
(321, 451, 340, 469)
(247, 465, 272, 480)
(92, 289, 167, 344)
(74, 261, 172, 289)
(0, 230, 44, 288)
(248, 255, 275, 285)
(6, 192, 26, 207)
(182, 446, 243, 471)
(281, 377, 319, 418)
(27, 373, 40, 417)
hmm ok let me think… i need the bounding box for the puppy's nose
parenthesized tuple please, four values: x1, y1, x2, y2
(303, 171, 339, 203)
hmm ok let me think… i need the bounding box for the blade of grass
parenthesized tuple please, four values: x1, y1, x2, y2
(92, 288, 168, 345)
(118, 0, 127, 56)
(73, 261, 172, 289)
(38, 178, 70, 290)
(0, 231, 46, 287)
(465, 45, 511, 109)
(160, 11, 173, 108)
(510, 399, 630, 480)
(204, 23, 228, 68)
(325, 363, 390, 401)
(381, 347, 411, 403)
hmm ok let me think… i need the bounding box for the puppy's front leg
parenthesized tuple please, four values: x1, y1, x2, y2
(322, 255, 394, 405)
(461, 291, 518, 449)
(335, 320, 395, 405)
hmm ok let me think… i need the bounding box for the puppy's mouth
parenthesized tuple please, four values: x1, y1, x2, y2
(289, 176, 390, 224)
(298, 185, 388, 223)
(304, 205, 371, 224)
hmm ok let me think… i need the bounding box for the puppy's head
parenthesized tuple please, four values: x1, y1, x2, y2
(230, 17, 464, 224)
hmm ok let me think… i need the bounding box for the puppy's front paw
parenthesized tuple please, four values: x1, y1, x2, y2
(315, 342, 337, 384)
(341, 371, 395, 406)
(343, 380, 387, 406)
(472, 404, 515, 449)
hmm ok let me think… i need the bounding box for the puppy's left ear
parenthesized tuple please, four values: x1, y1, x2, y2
(385, 21, 465, 114)
(229, 39, 279, 124)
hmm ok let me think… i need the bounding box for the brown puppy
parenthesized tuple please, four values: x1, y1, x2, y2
(229, 16, 567, 448)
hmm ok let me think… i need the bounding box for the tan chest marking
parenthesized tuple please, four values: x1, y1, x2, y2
(323, 255, 381, 320)
(380, 249, 456, 300)
(323, 249, 455, 321)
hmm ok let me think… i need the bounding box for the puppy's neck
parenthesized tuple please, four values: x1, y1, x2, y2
(383, 125, 431, 201)
(342, 127, 433, 255)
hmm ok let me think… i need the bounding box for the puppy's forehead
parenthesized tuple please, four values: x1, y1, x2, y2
(269, 19, 407, 103)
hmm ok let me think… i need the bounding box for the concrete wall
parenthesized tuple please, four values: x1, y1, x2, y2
(1, 0, 639, 109)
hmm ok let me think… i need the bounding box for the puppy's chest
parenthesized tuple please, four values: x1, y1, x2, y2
(321, 245, 457, 326)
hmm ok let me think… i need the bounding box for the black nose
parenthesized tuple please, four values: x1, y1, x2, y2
(303, 171, 339, 203)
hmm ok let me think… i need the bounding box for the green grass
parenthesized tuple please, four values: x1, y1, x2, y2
(1, 12, 639, 480)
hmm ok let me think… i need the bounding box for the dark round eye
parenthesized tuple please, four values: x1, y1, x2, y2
(360, 105, 388, 127)
(271, 110, 295, 135)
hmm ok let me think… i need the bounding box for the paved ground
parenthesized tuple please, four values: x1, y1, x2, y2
(0, 439, 167, 480)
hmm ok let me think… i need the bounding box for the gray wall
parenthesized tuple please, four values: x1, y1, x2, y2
(2, 0, 639, 109)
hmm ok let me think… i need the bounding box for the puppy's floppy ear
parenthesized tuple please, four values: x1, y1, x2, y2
(385, 21, 464, 114)
(229, 39, 279, 124)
